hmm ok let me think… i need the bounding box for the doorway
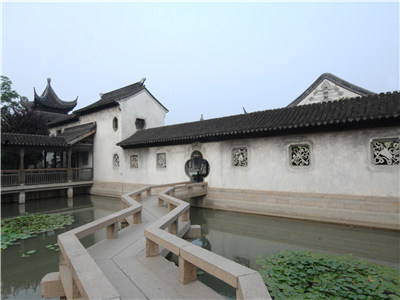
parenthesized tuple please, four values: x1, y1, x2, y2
(184, 150, 210, 182)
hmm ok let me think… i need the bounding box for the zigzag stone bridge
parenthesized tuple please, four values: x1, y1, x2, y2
(41, 182, 271, 299)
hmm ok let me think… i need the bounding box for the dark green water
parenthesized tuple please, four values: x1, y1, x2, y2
(1, 196, 399, 299)
(189, 207, 400, 299)
(1, 195, 120, 300)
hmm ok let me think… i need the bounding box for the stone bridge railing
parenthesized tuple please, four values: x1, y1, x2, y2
(145, 183, 271, 300)
(42, 181, 271, 299)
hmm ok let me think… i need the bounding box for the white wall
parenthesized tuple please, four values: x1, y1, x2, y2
(297, 79, 362, 106)
(50, 89, 167, 183)
(118, 126, 399, 197)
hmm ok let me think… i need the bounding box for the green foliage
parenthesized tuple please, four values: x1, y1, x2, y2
(1, 75, 49, 135)
(1, 213, 75, 251)
(256, 250, 400, 300)
(1, 75, 22, 115)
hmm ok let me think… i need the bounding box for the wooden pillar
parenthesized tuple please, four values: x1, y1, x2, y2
(18, 148, 25, 185)
(67, 149, 72, 182)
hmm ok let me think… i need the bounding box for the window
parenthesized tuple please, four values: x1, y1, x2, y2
(156, 153, 166, 168)
(82, 151, 89, 166)
(135, 118, 146, 130)
(232, 147, 248, 167)
(130, 154, 139, 168)
(113, 154, 120, 167)
(290, 145, 310, 166)
(372, 139, 399, 165)
(113, 117, 118, 131)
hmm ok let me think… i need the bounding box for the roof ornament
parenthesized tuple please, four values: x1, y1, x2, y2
(200, 114, 204, 121)
(99, 93, 103, 98)
(242, 107, 247, 114)
(47, 78, 51, 84)
(140, 77, 146, 84)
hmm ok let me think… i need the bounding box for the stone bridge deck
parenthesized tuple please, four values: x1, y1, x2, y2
(42, 182, 270, 300)
(87, 194, 224, 299)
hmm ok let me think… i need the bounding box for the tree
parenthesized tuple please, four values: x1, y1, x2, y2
(1, 76, 22, 115)
(1, 76, 49, 135)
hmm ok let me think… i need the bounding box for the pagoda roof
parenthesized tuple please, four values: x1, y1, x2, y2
(32, 78, 78, 114)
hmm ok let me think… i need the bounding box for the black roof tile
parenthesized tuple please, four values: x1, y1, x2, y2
(1, 132, 68, 147)
(118, 91, 400, 149)
(59, 122, 96, 144)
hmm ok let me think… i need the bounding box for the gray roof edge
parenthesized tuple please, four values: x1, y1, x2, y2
(287, 73, 376, 107)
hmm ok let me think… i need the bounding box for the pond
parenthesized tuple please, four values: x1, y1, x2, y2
(190, 207, 400, 298)
(1, 195, 120, 300)
(1, 195, 399, 299)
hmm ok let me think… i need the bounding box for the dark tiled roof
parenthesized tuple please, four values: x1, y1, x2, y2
(74, 79, 168, 115)
(1, 132, 68, 147)
(48, 113, 79, 127)
(32, 78, 78, 113)
(118, 92, 400, 149)
(287, 73, 376, 107)
(59, 122, 96, 144)
(49, 79, 168, 127)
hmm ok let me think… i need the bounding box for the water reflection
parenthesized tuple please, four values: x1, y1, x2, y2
(1, 195, 120, 300)
(190, 207, 400, 269)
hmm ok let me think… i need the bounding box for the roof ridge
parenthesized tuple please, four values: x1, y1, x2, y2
(118, 91, 399, 148)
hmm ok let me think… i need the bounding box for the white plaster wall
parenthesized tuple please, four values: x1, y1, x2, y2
(119, 127, 399, 197)
(298, 79, 362, 106)
(119, 89, 167, 140)
(50, 90, 167, 183)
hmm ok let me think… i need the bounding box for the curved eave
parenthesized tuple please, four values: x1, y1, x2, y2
(34, 85, 78, 111)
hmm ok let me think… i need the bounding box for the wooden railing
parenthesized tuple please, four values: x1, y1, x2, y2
(1, 168, 93, 186)
(145, 182, 271, 300)
(72, 168, 93, 181)
(1, 171, 19, 186)
(25, 169, 68, 185)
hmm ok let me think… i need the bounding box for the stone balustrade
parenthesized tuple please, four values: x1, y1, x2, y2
(43, 180, 271, 299)
(145, 182, 271, 300)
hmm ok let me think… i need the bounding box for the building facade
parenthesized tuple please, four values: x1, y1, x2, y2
(49, 74, 400, 230)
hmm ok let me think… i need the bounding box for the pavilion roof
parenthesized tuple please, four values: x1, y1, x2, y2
(118, 91, 400, 149)
(31, 78, 78, 114)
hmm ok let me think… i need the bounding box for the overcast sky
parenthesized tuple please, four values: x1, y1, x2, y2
(2, 1, 399, 125)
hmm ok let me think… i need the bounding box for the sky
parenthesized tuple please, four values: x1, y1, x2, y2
(1, 1, 399, 125)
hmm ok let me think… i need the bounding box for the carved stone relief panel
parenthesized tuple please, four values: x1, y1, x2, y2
(113, 154, 120, 167)
(130, 154, 139, 168)
(232, 147, 248, 167)
(372, 139, 399, 165)
(290, 145, 310, 166)
(157, 153, 167, 168)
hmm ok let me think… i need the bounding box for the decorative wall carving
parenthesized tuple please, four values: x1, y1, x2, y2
(290, 145, 310, 166)
(232, 147, 248, 167)
(113, 154, 119, 167)
(157, 153, 166, 168)
(372, 139, 399, 165)
(130, 154, 139, 168)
